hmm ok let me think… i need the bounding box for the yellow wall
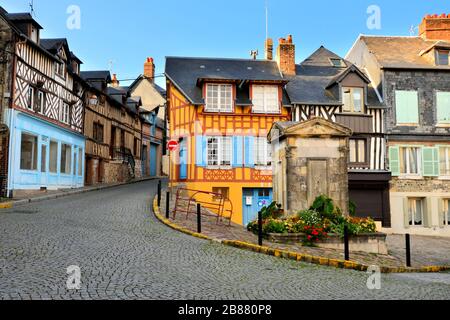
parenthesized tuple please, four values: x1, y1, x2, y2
(167, 82, 289, 225)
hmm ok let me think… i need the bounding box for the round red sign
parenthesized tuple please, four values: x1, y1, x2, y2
(167, 140, 179, 152)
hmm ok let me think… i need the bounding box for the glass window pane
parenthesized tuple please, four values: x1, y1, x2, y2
(353, 88, 363, 112)
(78, 150, 83, 176)
(349, 140, 356, 163)
(20, 133, 38, 170)
(415, 200, 423, 226)
(358, 140, 366, 162)
(50, 141, 58, 173)
(41, 145, 47, 172)
(343, 89, 352, 112)
(61, 144, 72, 175)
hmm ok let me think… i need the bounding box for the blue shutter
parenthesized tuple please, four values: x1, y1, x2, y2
(232, 136, 244, 168)
(244, 136, 255, 168)
(196, 136, 207, 167)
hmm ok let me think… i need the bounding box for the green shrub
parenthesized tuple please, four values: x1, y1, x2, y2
(261, 202, 283, 220)
(297, 209, 322, 226)
(263, 220, 287, 234)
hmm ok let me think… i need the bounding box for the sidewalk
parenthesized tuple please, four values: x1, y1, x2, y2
(1, 176, 163, 208)
(158, 191, 450, 270)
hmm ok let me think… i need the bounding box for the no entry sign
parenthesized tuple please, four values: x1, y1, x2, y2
(167, 140, 179, 152)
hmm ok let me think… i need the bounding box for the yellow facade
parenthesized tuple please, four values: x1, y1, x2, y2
(167, 82, 290, 225)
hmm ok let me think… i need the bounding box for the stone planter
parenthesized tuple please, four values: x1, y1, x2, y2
(266, 232, 388, 255)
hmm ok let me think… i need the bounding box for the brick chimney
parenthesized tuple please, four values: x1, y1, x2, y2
(419, 14, 450, 41)
(265, 38, 273, 60)
(111, 74, 120, 88)
(144, 57, 155, 83)
(276, 35, 296, 76)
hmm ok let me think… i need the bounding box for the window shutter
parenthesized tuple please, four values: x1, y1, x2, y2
(244, 136, 255, 168)
(423, 198, 432, 228)
(438, 199, 445, 228)
(403, 198, 410, 229)
(389, 146, 400, 176)
(232, 136, 243, 168)
(396, 91, 418, 124)
(196, 136, 206, 167)
(437, 92, 450, 123)
(422, 147, 439, 177)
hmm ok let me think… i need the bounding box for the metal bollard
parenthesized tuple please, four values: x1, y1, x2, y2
(165, 191, 170, 219)
(406, 234, 412, 267)
(157, 180, 162, 207)
(258, 211, 263, 246)
(344, 224, 350, 261)
(197, 204, 202, 234)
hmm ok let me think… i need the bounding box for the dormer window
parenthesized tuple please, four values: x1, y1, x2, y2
(205, 84, 233, 112)
(55, 62, 65, 78)
(30, 26, 38, 43)
(252, 85, 280, 114)
(436, 50, 450, 66)
(342, 87, 364, 113)
(330, 58, 347, 68)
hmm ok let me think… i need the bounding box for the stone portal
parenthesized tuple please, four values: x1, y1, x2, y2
(269, 117, 352, 215)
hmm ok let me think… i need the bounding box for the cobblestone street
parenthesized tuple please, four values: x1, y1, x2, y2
(0, 180, 449, 300)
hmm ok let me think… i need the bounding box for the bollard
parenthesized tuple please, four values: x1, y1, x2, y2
(165, 191, 170, 219)
(406, 234, 412, 267)
(344, 224, 350, 261)
(258, 211, 263, 247)
(157, 180, 162, 207)
(197, 204, 202, 234)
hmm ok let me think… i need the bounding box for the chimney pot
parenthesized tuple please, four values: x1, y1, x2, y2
(111, 74, 120, 88)
(419, 13, 450, 41)
(144, 57, 155, 83)
(265, 38, 274, 60)
(276, 35, 296, 76)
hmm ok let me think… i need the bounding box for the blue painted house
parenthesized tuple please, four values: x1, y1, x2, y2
(1, 10, 85, 197)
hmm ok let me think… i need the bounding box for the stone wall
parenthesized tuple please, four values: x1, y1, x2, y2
(390, 177, 450, 193)
(103, 161, 131, 184)
(383, 70, 450, 136)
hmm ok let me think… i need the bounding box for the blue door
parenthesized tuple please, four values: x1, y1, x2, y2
(150, 143, 158, 176)
(179, 139, 187, 180)
(242, 188, 273, 226)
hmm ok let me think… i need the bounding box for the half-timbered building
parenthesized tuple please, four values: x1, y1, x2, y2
(0, 9, 85, 197)
(346, 14, 450, 236)
(286, 46, 391, 227)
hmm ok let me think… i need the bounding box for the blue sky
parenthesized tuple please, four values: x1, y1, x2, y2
(2, 0, 449, 87)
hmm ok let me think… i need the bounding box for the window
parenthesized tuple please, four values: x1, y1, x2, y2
(55, 62, 65, 77)
(60, 102, 70, 124)
(330, 58, 346, 68)
(60, 144, 72, 175)
(205, 84, 233, 112)
(41, 144, 47, 172)
(37, 91, 45, 114)
(252, 85, 280, 113)
(20, 133, 38, 171)
(255, 137, 272, 167)
(27, 87, 34, 110)
(78, 149, 83, 176)
(207, 136, 232, 167)
(342, 87, 363, 113)
(349, 139, 367, 164)
(408, 198, 424, 226)
(134, 138, 139, 156)
(400, 147, 421, 175)
(395, 90, 419, 124)
(49, 141, 58, 173)
(436, 91, 450, 124)
(212, 187, 229, 202)
(440, 147, 450, 176)
(443, 199, 450, 226)
(93, 122, 104, 143)
(436, 50, 449, 66)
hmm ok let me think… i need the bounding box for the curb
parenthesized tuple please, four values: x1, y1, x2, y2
(2, 177, 162, 209)
(152, 196, 450, 274)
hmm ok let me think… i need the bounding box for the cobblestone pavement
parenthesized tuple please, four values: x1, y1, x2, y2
(0, 180, 449, 300)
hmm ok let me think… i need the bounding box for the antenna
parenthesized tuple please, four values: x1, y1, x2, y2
(265, 0, 269, 40)
(29, 0, 35, 16)
(410, 25, 419, 36)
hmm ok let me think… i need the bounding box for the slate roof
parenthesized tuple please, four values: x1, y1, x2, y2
(358, 36, 450, 70)
(80, 71, 111, 82)
(165, 57, 287, 105)
(40, 38, 68, 55)
(285, 46, 381, 107)
(6, 12, 42, 29)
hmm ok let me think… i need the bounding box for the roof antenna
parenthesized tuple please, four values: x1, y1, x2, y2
(29, 0, 35, 16)
(250, 50, 259, 60)
(265, 0, 269, 41)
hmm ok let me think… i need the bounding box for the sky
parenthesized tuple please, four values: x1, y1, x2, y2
(2, 0, 449, 88)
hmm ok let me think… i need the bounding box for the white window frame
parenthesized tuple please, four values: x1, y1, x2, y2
(252, 85, 280, 114)
(342, 87, 364, 113)
(440, 146, 450, 177)
(400, 146, 422, 176)
(27, 87, 34, 111)
(205, 84, 233, 113)
(255, 137, 272, 168)
(408, 198, 424, 227)
(55, 62, 65, 78)
(349, 139, 367, 164)
(436, 50, 450, 66)
(37, 90, 45, 114)
(444, 199, 450, 226)
(206, 136, 232, 169)
(60, 101, 70, 124)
